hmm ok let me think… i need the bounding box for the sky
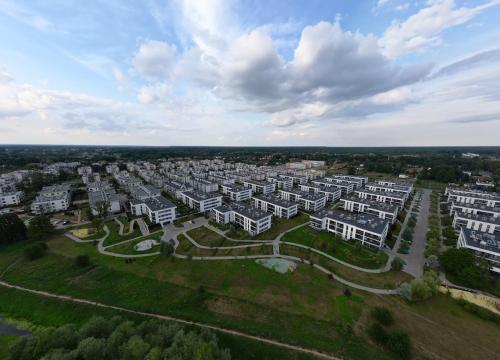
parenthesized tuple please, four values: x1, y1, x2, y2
(1, 0, 500, 147)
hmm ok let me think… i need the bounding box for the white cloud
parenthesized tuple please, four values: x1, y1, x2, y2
(379, 0, 500, 58)
(137, 83, 170, 104)
(132, 40, 177, 80)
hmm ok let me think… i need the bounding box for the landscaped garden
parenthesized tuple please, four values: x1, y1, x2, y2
(282, 226, 389, 269)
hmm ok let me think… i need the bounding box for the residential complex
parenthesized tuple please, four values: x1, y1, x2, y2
(221, 184, 252, 201)
(180, 190, 223, 212)
(243, 180, 276, 195)
(131, 196, 176, 226)
(252, 194, 298, 219)
(279, 189, 327, 212)
(340, 195, 399, 224)
(31, 184, 72, 214)
(212, 202, 272, 236)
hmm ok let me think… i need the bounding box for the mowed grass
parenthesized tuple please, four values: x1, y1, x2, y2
(105, 231, 163, 255)
(0, 237, 386, 359)
(280, 244, 412, 289)
(177, 234, 273, 257)
(2, 236, 500, 360)
(227, 212, 310, 240)
(101, 220, 143, 246)
(187, 226, 258, 247)
(282, 227, 389, 269)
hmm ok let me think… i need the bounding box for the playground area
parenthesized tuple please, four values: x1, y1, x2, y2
(256, 258, 297, 274)
(70, 228, 96, 238)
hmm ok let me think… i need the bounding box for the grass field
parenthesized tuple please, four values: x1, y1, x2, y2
(106, 231, 163, 255)
(282, 227, 389, 269)
(1, 236, 499, 360)
(101, 220, 143, 246)
(0, 336, 16, 360)
(227, 212, 310, 240)
(187, 226, 258, 247)
(177, 234, 274, 257)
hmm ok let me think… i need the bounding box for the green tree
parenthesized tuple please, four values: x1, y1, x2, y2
(27, 215, 54, 242)
(370, 307, 394, 326)
(77, 337, 106, 360)
(160, 241, 174, 256)
(391, 257, 406, 271)
(0, 213, 27, 244)
(24, 242, 47, 261)
(386, 330, 411, 359)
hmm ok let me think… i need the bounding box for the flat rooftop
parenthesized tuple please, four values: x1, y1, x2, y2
(448, 189, 500, 202)
(143, 196, 176, 211)
(311, 209, 389, 234)
(182, 190, 222, 201)
(461, 228, 500, 254)
(451, 202, 500, 214)
(454, 209, 500, 225)
(367, 182, 412, 192)
(355, 188, 405, 199)
(222, 184, 249, 192)
(253, 193, 298, 208)
(214, 202, 270, 221)
(341, 195, 399, 213)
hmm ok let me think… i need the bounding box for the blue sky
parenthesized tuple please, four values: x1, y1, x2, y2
(1, 0, 500, 146)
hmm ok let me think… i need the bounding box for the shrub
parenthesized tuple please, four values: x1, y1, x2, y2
(74, 255, 90, 267)
(24, 242, 47, 260)
(160, 242, 174, 256)
(366, 322, 388, 345)
(371, 307, 394, 326)
(387, 330, 411, 359)
(343, 288, 352, 297)
(391, 257, 406, 271)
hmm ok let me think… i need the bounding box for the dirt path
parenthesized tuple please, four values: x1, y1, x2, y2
(0, 280, 337, 359)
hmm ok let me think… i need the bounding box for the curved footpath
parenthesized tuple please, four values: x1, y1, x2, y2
(0, 280, 337, 360)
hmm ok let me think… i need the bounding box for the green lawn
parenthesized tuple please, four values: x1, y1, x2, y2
(106, 231, 163, 255)
(101, 220, 143, 246)
(226, 212, 310, 240)
(0, 336, 17, 360)
(282, 227, 389, 269)
(177, 234, 273, 257)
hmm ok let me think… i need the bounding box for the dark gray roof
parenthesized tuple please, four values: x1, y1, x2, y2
(341, 195, 399, 213)
(355, 188, 405, 199)
(253, 194, 297, 208)
(182, 190, 222, 201)
(461, 228, 499, 254)
(143, 196, 176, 211)
(311, 209, 389, 234)
(454, 210, 500, 225)
(451, 202, 500, 214)
(214, 202, 271, 221)
(222, 184, 249, 192)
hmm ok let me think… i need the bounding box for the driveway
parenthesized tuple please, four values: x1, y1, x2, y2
(400, 189, 431, 278)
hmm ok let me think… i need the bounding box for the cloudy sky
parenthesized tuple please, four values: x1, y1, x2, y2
(1, 0, 500, 146)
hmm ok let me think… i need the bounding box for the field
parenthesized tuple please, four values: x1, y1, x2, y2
(1, 236, 499, 360)
(101, 220, 143, 246)
(106, 232, 163, 255)
(226, 212, 310, 240)
(187, 226, 258, 247)
(177, 234, 274, 257)
(282, 226, 389, 269)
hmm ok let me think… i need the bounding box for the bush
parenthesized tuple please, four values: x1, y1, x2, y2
(391, 257, 406, 271)
(366, 322, 388, 345)
(74, 255, 90, 267)
(371, 307, 394, 326)
(24, 242, 47, 260)
(387, 330, 411, 359)
(160, 241, 174, 256)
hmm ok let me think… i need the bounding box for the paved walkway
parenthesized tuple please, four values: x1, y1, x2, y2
(137, 218, 149, 236)
(0, 280, 336, 360)
(399, 189, 431, 278)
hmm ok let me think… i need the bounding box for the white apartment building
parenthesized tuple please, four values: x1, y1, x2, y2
(452, 210, 500, 234)
(278, 174, 308, 185)
(180, 190, 222, 212)
(0, 191, 24, 207)
(243, 180, 276, 195)
(457, 228, 500, 273)
(299, 184, 342, 202)
(212, 203, 272, 236)
(267, 177, 293, 190)
(310, 209, 389, 250)
(130, 196, 176, 226)
(366, 181, 412, 201)
(252, 194, 298, 219)
(340, 195, 398, 224)
(105, 164, 120, 174)
(311, 178, 355, 196)
(221, 184, 252, 202)
(354, 189, 405, 208)
(31, 184, 72, 214)
(89, 189, 121, 216)
(279, 189, 327, 212)
(445, 187, 500, 208)
(450, 202, 500, 219)
(164, 181, 193, 199)
(130, 185, 162, 200)
(328, 175, 368, 189)
(77, 166, 92, 176)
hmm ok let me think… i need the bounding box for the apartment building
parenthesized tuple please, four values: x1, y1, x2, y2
(457, 228, 500, 273)
(450, 202, 500, 219)
(190, 178, 219, 193)
(299, 184, 342, 202)
(445, 187, 500, 208)
(328, 175, 368, 188)
(354, 188, 405, 208)
(88, 189, 121, 216)
(452, 210, 500, 234)
(278, 174, 308, 185)
(211, 202, 272, 236)
(221, 184, 252, 201)
(252, 194, 298, 219)
(130, 196, 176, 226)
(163, 181, 193, 199)
(311, 178, 355, 196)
(105, 164, 120, 174)
(340, 195, 398, 224)
(243, 180, 276, 195)
(180, 190, 222, 212)
(267, 176, 293, 190)
(130, 185, 162, 200)
(82, 173, 101, 185)
(0, 191, 24, 207)
(365, 182, 412, 201)
(31, 184, 72, 214)
(310, 209, 389, 250)
(279, 189, 327, 212)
